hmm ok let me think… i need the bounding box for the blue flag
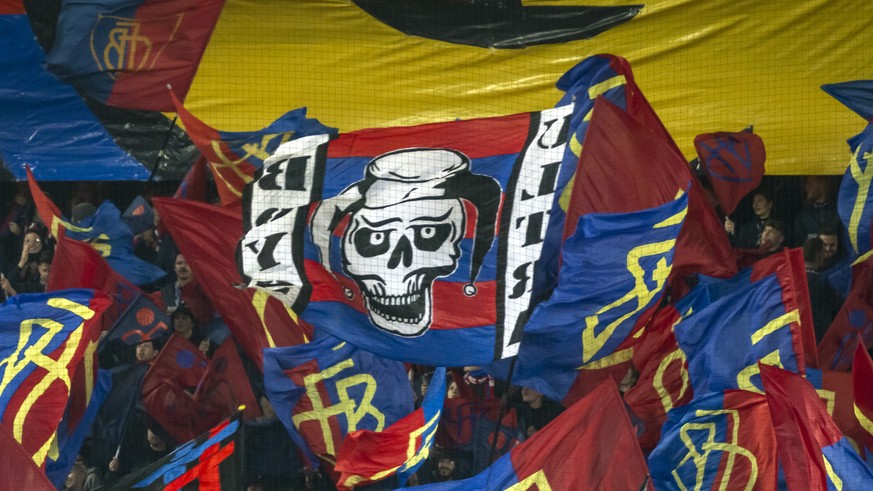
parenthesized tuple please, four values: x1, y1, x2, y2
(837, 124, 873, 257)
(91, 363, 149, 469)
(263, 333, 415, 467)
(673, 274, 805, 395)
(512, 191, 687, 403)
(66, 200, 166, 285)
(822, 81, 873, 121)
(100, 294, 172, 350)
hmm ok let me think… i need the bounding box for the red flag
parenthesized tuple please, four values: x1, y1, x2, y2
(624, 304, 693, 452)
(853, 338, 873, 451)
(818, 253, 873, 371)
(173, 155, 209, 202)
(151, 198, 311, 370)
(0, 424, 55, 490)
(759, 364, 842, 491)
(195, 340, 262, 422)
(26, 165, 66, 239)
(141, 333, 213, 443)
(695, 131, 766, 215)
(568, 97, 735, 283)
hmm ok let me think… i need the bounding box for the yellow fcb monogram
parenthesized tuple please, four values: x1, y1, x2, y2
(672, 409, 759, 491)
(291, 357, 385, 461)
(89, 14, 185, 78)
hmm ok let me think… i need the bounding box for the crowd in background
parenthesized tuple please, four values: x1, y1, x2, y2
(0, 172, 850, 490)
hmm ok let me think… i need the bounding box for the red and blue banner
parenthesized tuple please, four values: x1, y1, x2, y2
(100, 293, 171, 351)
(648, 390, 778, 490)
(170, 91, 338, 208)
(0, 7, 147, 181)
(760, 364, 873, 490)
(0, 289, 111, 466)
(335, 367, 446, 488)
(694, 130, 766, 216)
(262, 333, 414, 467)
(818, 252, 873, 371)
(512, 192, 687, 404)
(0, 422, 55, 491)
(108, 412, 244, 490)
(405, 379, 650, 491)
(46, 0, 225, 111)
(853, 340, 873, 454)
(673, 273, 806, 395)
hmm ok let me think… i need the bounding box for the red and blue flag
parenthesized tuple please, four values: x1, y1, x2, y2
(46, 0, 225, 111)
(818, 252, 873, 371)
(648, 390, 778, 490)
(0, 289, 112, 466)
(404, 379, 650, 491)
(335, 367, 446, 488)
(262, 333, 414, 467)
(694, 130, 766, 216)
(100, 293, 171, 352)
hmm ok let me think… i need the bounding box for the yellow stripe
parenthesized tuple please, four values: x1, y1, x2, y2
(587, 75, 627, 100)
(750, 310, 800, 345)
(578, 347, 633, 370)
(847, 147, 873, 254)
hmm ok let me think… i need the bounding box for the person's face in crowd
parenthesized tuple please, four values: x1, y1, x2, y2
(136, 341, 158, 363)
(173, 313, 195, 339)
(24, 232, 42, 255)
(65, 463, 86, 491)
(761, 225, 784, 251)
(446, 381, 459, 399)
(521, 387, 542, 404)
(751, 194, 773, 219)
(147, 429, 166, 451)
(805, 177, 829, 203)
(437, 457, 456, 479)
(820, 234, 838, 260)
(175, 255, 192, 283)
(38, 262, 51, 285)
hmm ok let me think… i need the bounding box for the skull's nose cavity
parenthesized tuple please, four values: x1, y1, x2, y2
(387, 235, 413, 269)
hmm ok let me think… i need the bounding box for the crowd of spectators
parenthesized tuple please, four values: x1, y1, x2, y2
(0, 173, 851, 490)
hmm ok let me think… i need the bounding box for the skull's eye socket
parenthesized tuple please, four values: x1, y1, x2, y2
(412, 224, 452, 252)
(353, 228, 392, 257)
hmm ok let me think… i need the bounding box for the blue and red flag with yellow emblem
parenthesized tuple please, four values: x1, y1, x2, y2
(648, 390, 778, 490)
(46, 0, 225, 111)
(263, 333, 414, 467)
(107, 411, 244, 490)
(512, 190, 688, 404)
(0, 289, 111, 466)
(170, 91, 338, 209)
(818, 251, 873, 371)
(335, 367, 446, 488)
(100, 293, 171, 352)
(853, 339, 873, 454)
(760, 363, 873, 490)
(404, 379, 650, 491)
(673, 273, 806, 395)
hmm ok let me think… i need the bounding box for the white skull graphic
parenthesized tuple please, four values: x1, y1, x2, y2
(343, 198, 465, 336)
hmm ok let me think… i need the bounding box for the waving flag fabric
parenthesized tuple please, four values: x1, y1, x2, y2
(152, 197, 311, 370)
(241, 102, 594, 366)
(0, 9, 147, 181)
(0, 423, 55, 491)
(45, 369, 112, 488)
(90, 362, 148, 470)
(566, 96, 735, 280)
(263, 333, 414, 467)
(760, 364, 873, 490)
(648, 390, 778, 490)
(818, 251, 873, 371)
(336, 367, 446, 488)
(46, 0, 225, 111)
(805, 367, 868, 456)
(108, 411, 244, 491)
(512, 192, 687, 404)
(100, 293, 171, 352)
(170, 91, 337, 208)
(694, 130, 766, 216)
(853, 340, 873, 452)
(174, 155, 208, 202)
(822, 81, 873, 122)
(0, 289, 111, 465)
(405, 379, 650, 491)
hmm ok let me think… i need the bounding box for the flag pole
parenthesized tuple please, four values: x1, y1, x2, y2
(488, 356, 518, 463)
(148, 115, 178, 183)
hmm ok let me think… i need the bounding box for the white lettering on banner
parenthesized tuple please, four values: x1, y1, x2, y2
(240, 134, 329, 306)
(499, 104, 573, 358)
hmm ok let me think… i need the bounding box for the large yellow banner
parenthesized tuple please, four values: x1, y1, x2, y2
(187, 0, 873, 175)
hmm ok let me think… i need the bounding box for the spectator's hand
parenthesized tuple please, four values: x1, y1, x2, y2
(724, 217, 735, 235)
(199, 339, 210, 354)
(108, 457, 119, 472)
(8, 222, 20, 235)
(1, 275, 15, 297)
